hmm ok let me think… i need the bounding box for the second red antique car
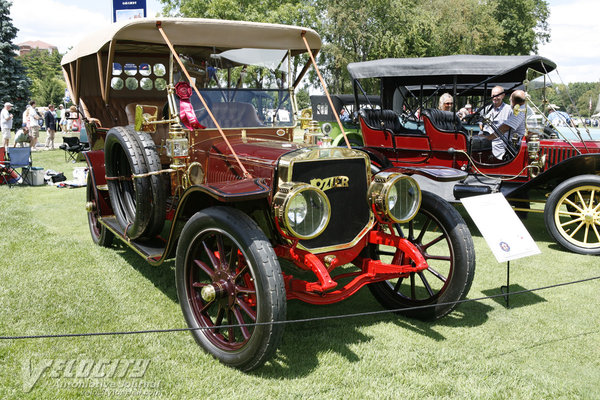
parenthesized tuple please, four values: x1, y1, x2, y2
(62, 19, 475, 370)
(348, 55, 600, 255)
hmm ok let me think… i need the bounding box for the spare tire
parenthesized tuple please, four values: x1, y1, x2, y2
(128, 127, 167, 237)
(105, 126, 152, 239)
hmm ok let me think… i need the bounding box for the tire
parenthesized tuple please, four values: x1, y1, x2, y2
(175, 207, 286, 371)
(86, 173, 113, 247)
(127, 127, 167, 237)
(368, 190, 476, 320)
(544, 174, 600, 255)
(104, 126, 152, 239)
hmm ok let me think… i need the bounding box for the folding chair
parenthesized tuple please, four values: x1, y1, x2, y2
(59, 136, 83, 162)
(5, 147, 32, 186)
(0, 147, 17, 187)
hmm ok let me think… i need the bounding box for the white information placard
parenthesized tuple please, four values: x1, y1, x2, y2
(461, 193, 541, 262)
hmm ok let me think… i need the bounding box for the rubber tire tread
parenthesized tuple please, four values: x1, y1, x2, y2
(86, 173, 113, 247)
(544, 174, 600, 255)
(104, 126, 152, 239)
(175, 207, 286, 371)
(124, 126, 167, 238)
(368, 190, 476, 320)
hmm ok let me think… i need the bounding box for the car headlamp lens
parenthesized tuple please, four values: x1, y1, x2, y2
(288, 194, 308, 224)
(368, 172, 421, 223)
(273, 182, 331, 240)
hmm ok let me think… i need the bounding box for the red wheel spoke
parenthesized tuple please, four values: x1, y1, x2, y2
(199, 299, 215, 314)
(418, 271, 435, 297)
(421, 233, 446, 251)
(393, 277, 404, 292)
(425, 266, 448, 283)
(235, 285, 256, 295)
(215, 234, 227, 270)
(194, 259, 214, 278)
(192, 282, 208, 288)
(234, 264, 248, 281)
(227, 310, 235, 343)
(202, 239, 221, 271)
(233, 306, 251, 340)
(425, 254, 451, 262)
(415, 216, 433, 244)
(236, 298, 257, 321)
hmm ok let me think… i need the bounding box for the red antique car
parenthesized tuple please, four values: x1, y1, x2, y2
(62, 19, 475, 370)
(348, 55, 600, 255)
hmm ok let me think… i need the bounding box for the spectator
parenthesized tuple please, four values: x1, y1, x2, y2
(438, 93, 453, 111)
(485, 90, 527, 160)
(1, 102, 14, 149)
(59, 104, 68, 133)
(479, 86, 511, 135)
(340, 108, 350, 122)
(28, 101, 42, 150)
(44, 104, 57, 150)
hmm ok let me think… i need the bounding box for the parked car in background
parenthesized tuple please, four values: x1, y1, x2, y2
(348, 55, 600, 255)
(302, 94, 380, 146)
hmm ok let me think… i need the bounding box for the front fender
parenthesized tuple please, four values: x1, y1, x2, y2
(506, 153, 600, 198)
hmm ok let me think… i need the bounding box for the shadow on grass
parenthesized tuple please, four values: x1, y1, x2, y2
(107, 244, 494, 378)
(113, 244, 178, 303)
(481, 284, 547, 309)
(257, 288, 493, 378)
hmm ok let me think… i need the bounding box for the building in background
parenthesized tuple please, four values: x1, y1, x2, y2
(18, 40, 57, 56)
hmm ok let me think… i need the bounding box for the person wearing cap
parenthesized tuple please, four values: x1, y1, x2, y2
(1, 102, 14, 148)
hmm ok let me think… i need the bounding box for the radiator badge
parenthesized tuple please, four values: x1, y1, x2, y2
(310, 176, 349, 192)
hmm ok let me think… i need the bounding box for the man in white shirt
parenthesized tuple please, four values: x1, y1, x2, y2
(28, 101, 41, 149)
(1, 102, 14, 148)
(485, 90, 527, 160)
(480, 86, 512, 136)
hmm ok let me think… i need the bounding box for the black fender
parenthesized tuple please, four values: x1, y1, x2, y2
(353, 147, 393, 169)
(505, 153, 600, 198)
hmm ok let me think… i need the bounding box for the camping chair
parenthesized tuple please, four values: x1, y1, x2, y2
(5, 147, 32, 186)
(59, 136, 83, 162)
(0, 147, 15, 187)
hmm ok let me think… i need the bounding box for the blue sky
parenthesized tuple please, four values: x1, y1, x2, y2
(10, 0, 599, 83)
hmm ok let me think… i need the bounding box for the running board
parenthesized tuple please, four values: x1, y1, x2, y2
(100, 216, 167, 263)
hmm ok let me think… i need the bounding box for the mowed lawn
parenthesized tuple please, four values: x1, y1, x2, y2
(1, 145, 599, 399)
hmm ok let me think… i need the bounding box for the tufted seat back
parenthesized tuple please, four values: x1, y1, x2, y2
(359, 109, 404, 133)
(421, 108, 466, 133)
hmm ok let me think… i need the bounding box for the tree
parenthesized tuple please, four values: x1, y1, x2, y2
(493, 0, 550, 55)
(18, 48, 66, 107)
(0, 0, 30, 127)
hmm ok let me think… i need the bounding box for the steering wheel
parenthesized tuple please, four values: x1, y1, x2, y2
(463, 113, 482, 125)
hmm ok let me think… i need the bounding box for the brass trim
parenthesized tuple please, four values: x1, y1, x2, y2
(367, 172, 422, 223)
(272, 182, 331, 240)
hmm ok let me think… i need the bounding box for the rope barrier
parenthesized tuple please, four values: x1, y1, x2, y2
(1, 275, 598, 341)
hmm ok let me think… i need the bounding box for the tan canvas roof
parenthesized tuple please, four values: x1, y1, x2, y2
(62, 18, 321, 65)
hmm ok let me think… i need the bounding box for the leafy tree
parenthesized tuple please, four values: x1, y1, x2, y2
(493, 0, 550, 55)
(18, 48, 66, 107)
(0, 0, 30, 127)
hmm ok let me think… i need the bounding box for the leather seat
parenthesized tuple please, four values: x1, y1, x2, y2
(359, 109, 404, 133)
(421, 108, 467, 133)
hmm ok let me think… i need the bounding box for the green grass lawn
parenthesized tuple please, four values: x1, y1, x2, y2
(1, 146, 599, 399)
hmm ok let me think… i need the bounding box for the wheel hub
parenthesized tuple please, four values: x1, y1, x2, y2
(201, 282, 225, 302)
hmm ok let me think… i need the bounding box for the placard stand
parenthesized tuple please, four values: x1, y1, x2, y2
(500, 261, 510, 308)
(461, 193, 541, 310)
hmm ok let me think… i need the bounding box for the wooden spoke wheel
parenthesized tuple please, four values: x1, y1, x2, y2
(368, 191, 476, 320)
(545, 175, 600, 255)
(175, 207, 286, 371)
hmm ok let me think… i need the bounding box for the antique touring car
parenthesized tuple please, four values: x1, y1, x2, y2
(348, 55, 600, 255)
(62, 19, 475, 370)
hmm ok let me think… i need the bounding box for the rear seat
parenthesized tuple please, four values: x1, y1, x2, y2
(359, 109, 423, 135)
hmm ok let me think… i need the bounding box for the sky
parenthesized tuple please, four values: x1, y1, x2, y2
(9, 0, 600, 84)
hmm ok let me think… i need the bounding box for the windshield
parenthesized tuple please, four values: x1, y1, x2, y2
(184, 88, 295, 128)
